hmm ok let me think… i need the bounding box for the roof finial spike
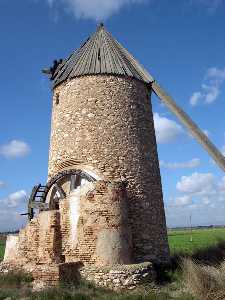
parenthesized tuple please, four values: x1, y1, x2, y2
(97, 22, 104, 30)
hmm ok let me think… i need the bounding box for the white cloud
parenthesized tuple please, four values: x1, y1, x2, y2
(3, 190, 27, 208)
(190, 92, 202, 106)
(0, 140, 30, 159)
(166, 173, 225, 227)
(218, 176, 225, 191)
(0, 192, 27, 232)
(0, 190, 27, 232)
(0, 210, 26, 233)
(169, 195, 193, 207)
(176, 172, 215, 194)
(153, 113, 183, 144)
(190, 67, 225, 106)
(202, 84, 219, 104)
(45, 0, 224, 21)
(47, 0, 147, 21)
(206, 67, 225, 81)
(0, 181, 6, 188)
(160, 158, 200, 169)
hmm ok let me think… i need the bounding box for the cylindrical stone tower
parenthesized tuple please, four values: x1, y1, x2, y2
(47, 24, 169, 264)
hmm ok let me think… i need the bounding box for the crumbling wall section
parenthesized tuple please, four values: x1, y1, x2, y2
(3, 235, 19, 261)
(60, 180, 132, 266)
(4, 180, 132, 268)
(4, 211, 62, 264)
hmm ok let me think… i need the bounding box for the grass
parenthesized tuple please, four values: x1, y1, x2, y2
(1, 228, 225, 299)
(0, 269, 33, 286)
(0, 239, 5, 261)
(0, 270, 33, 300)
(168, 227, 225, 254)
(0, 279, 195, 300)
(182, 258, 225, 300)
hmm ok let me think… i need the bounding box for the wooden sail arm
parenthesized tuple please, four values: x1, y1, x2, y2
(151, 80, 225, 172)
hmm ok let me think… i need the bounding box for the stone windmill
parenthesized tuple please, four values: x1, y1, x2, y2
(3, 24, 225, 289)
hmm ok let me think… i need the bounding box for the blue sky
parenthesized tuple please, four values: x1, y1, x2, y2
(0, 0, 224, 231)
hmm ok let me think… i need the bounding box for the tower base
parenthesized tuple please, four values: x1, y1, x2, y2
(0, 261, 155, 291)
(1, 179, 168, 291)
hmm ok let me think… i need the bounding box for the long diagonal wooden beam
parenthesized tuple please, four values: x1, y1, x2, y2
(152, 80, 225, 172)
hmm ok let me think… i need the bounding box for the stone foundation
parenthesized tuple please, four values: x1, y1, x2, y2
(80, 262, 155, 290)
(0, 261, 155, 291)
(31, 261, 155, 291)
(32, 262, 81, 291)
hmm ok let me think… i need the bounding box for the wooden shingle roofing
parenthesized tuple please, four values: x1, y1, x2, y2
(52, 24, 153, 87)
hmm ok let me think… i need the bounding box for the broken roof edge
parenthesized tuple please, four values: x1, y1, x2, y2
(50, 24, 155, 89)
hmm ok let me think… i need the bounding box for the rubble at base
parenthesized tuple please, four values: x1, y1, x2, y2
(0, 261, 155, 291)
(80, 262, 155, 290)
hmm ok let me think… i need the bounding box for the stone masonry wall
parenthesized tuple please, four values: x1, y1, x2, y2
(48, 74, 169, 263)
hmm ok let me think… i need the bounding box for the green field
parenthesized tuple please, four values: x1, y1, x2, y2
(168, 227, 225, 254)
(0, 239, 5, 261)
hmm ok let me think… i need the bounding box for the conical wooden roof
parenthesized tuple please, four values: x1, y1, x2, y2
(52, 24, 153, 87)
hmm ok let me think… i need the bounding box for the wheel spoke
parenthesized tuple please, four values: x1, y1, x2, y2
(70, 174, 76, 191)
(70, 174, 81, 191)
(54, 183, 66, 199)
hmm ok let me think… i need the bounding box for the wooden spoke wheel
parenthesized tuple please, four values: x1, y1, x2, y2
(26, 169, 96, 220)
